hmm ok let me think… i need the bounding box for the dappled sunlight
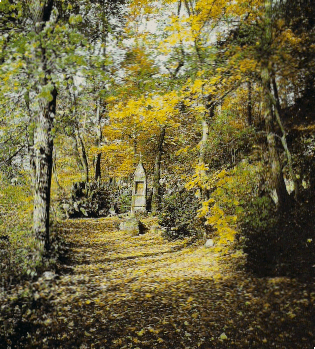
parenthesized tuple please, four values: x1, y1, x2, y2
(28, 217, 312, 348)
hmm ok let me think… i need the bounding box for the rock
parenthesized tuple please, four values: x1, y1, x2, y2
(150, 224, 159, 234)
(205, 239, 214, 247)
(120, 217, 140, 235)
(62, 203, 70, 211)
(109, 209, 117, 216)
(42, 271, 56, 280)
(119, 217, 148, 236)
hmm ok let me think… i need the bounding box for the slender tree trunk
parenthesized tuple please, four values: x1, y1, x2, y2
(271, 76, 281, 113)
(52, 149, 63, 190)
(73, 133, 84, 170)
(198, 114, 210, 200)
(198, 99, 215, 199)
(199, 117, 209, 167)
(95, 99, 102, 181)
(94, 154, 101, 181)
(76, 131, 89, 183)
(152, 126, 166, 214)
(272, 75, 299, 199)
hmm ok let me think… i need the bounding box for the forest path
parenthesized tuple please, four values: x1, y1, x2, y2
(37, 217, 314, 348)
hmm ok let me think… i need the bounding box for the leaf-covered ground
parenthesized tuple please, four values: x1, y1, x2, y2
(5, 217, 315, 348)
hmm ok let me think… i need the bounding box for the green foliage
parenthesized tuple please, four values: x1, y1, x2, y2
(187, 160, 263, 248)
(116, 187, 132, 214)
(0, 173, 41, 284)
(159, 187, 204, 240)
(0, 173, 65, 287)
(61, 181, 132, 218)
(206, 110, 256, 170)
(243, 195, 276, 231)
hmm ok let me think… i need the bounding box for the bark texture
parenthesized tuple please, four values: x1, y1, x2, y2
(261, 66, 289, 208)
(31, 0, 56, 251)
(260, 0, 289, 209)
(32, 89, 57, 251)
(76, 131, 89, 183)
(95, 99, 103, 181)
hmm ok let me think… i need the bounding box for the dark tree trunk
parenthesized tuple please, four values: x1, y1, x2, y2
(95, 153, 101, 181)
(260, 0, 289, 209)
(76, 131, 89, 183)
(95, 99, 102, 181)
(151, 126, 166, 214)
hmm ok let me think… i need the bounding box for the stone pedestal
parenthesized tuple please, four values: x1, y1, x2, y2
(131, 161, 147, 214)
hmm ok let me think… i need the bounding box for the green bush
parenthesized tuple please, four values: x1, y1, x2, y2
(61, 181, 112, 218)
(0, 172, 68, 347)
(159, 187, 204, 240)
(116, 188, 132, 214)
(61, 181, 133, 218)
(0, 172, 43, 286)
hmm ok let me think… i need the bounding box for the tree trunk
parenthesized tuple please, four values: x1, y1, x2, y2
(260, 0, 289, 209)
(271, 75, 281, 113)
(32, 88, 57, 251)
(95, 153, 101, 181)
(261, 67, 289, 208)
(272, 76, 299, 199)
(52, 149, 63, 190)
(95, 99, 102, 181)
(151, 126, 166, 214)
(198, 114, 210, 200)
(199, 117, 209, 167)
(76, 131, 89, 183)
(73, 133, 84, 170)
(30, 0, 56, 252)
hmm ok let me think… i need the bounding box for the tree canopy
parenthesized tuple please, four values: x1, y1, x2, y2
(1, 0, 315, 270)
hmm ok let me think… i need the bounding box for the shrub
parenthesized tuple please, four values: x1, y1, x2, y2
(159, 186, 204, 240)
(0, 172, 42, 286)
(185, 160, 263, 249)
(61, 181, 112, 218)
(242, 195, 315, 277)
(61, 181, 133, 218)
(116, 187, 132, 214)
(0, 172, 69, 347)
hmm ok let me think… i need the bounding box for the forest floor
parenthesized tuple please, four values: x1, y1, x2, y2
(5, 217, 315, 348)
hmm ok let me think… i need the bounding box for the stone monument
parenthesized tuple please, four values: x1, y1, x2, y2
(131, 158, 147, 214)
(119, 158, 148, 236)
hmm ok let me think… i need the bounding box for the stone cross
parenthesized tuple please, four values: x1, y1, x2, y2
(131, 160, 147, 214)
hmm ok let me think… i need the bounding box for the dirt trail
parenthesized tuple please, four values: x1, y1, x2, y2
(24, 217, 315, 348)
